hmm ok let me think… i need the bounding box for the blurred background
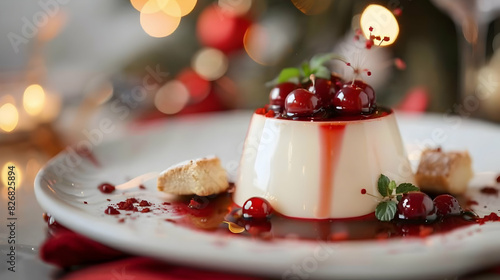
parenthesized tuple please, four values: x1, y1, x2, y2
(2, 0, 500, 188)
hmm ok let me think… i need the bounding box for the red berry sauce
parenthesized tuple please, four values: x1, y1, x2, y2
(104, 206, 120, 215)
(159, 188, 489, 241)
(480, 187, 499, 196)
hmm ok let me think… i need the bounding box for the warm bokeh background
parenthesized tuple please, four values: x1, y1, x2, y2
(2, 0, 500, 202)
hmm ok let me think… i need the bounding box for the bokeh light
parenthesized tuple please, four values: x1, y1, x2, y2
(23, 84, 46, 116)
(140, 0, 181, 37)
(192, 48, 229, 81)
(196, 4, 250, 53)
(154, 80, 190, 114)
(218, 0, 252, 16)
(39, 91, 62, 123)
(243, 24, 267, 65)
(177, 0, 197, 16)
(177, 69, 210, 102)
(131, 0, 149, 12)
(360, 4, 399, 46)
(0, 103, 19, 133)
(291, 0, 332, 15)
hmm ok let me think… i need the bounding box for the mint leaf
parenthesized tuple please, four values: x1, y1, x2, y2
(388, 180, 396, 193)
(309, 53, 343, 69)
(301, 62, 312, 77)
(396, 183, 419, 194)
(277, 67, 301, 84)
(377, 174, 390, 197)
(313, 65, 331, 80)
(375, 200, 397, 222)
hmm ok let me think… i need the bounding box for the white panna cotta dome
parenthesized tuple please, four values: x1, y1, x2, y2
(235, 109, 414, 219)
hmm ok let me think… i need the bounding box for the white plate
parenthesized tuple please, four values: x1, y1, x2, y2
(35, 111, 500, 279)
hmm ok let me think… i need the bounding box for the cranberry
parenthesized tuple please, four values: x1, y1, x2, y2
(98, 183, 116, 194)
(330, 73, 344, 92)
(284, 88, 321, 117)
(353, 80, 375, 109)
(433, 194, 462, 217)
(242, 197, 272, 219)
(332, 84, 371, 115)
(307, 78, 334, 107)
(269, 82, 297, 111)
(397, 192, 435, 220)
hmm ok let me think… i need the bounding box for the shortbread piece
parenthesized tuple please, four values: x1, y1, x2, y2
(157, 157, 229, 196)
(415, 148, 473, 195)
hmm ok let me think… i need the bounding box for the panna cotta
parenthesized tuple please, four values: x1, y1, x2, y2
(235, 108, 414, 219)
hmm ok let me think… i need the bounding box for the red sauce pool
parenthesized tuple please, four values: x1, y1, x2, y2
(166, 189, 480, 241)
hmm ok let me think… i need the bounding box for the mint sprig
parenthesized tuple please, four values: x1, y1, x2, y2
(371, 174, 420, 222)
(267, 53, 346, 86)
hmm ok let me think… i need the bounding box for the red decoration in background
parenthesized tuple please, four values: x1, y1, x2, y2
(178, 88, 225, 115)
(397, 87, 429, 113)
(196, 4, 251, 53)
(177, 68, 211, 102)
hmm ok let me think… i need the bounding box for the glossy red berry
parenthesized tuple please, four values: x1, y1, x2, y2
(353, 80, 375, 109)
(98, 183, 116, 194)
(330, 73, 344, 92)
(307, 78, 334, 107)
(397, 192, 435, 220)
(242, 197, 272, 219)
(269, 82, 297, 110)
(332, 84, 371, 115)
(284, 88, 321, 116)
(433, 194, 462, 217)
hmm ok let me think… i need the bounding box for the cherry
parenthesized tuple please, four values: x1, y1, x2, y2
(284, 88, 321, 116)
(307, 77, 334, 107)
(353, 80, 375, 109)
(242, 197, 272, 219)
(397, 192, 435, 220)
(331, 84, 372, 115)
(433, 194, 462, 217)
(269, 82, 297, 111)
(330, 73, 344, 92)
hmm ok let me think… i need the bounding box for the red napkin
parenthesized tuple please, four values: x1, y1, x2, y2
(40, 221, 265, 280)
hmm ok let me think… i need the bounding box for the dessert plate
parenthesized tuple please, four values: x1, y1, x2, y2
(35, 111, 500, 279)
